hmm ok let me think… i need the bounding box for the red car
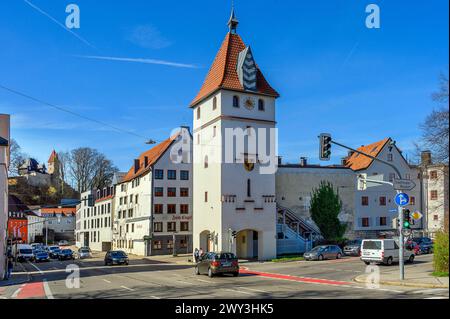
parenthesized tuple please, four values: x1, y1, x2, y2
(406, 241, 421, 255)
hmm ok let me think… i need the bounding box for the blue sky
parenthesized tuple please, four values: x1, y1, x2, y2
(0, 0, 448, 172)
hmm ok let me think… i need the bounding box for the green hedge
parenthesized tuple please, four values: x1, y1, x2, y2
(433, 231, 449, 275)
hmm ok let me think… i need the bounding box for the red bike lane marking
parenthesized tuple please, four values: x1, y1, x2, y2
(240, 268, 352, 286)
(16, 282, 45, 299)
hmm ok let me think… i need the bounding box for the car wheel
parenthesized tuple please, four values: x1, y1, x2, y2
(364, 261, 371, 265)
(408, 255, 415, 264)
(233, 272, 239, 277)
(318, 255, 324, 261)
(336, 253, 342, 259)
(195, 266, 200, 275)
(208, 268, 214, 278)
(385, 257, 393, 266)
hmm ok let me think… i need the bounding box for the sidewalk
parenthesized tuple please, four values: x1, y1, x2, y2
(354, 262, 449, 289)
(143, 253, 194, 265)
(0, 263, 30, 287)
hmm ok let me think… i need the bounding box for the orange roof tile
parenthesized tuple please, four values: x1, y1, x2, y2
(190, 33, 279, 107)
(48, 150, 57, 163)
(345, 138, 390, 171)
(40, 207, 76, 216)
(121, 134, 179, 183)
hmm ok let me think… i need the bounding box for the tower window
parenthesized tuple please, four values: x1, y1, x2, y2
(233, 95, 240, 108)
(247, 179, 251, 197)
(213, 126, 217, 137)
(213, 96, 217, 110)
(197, 107, 201, 120)
(204, 155, 209, 168)
(258, 99, 265, 111)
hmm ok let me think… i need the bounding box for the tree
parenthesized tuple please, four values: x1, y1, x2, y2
(419, 74, 449, 164)
(8, 139, 27, 176)
(310, 181, 346, 240)
(68, 147, 118, 193)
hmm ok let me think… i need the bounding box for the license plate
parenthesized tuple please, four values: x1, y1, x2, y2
(222, 262, 231, 267)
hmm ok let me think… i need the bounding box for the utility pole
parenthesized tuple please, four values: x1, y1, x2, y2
(320, 135, 406, 280)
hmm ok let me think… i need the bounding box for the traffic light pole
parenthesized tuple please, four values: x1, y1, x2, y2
(331, 139, 406, 281)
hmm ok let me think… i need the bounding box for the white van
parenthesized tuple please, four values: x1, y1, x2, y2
(13, 244, 35, 262)
(360, 239, 415, 266)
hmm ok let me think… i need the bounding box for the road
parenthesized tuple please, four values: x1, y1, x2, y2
(1, 253, 448, 299)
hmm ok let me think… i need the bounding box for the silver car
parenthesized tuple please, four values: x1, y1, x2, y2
(78, 247, 92, 259)
(304, 245, 343, 261)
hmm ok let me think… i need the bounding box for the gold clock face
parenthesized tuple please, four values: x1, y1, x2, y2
(244, 98, 255, 110)
(244, 160, 255, 172)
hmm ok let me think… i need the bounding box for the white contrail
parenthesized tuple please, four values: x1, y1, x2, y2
(74, 55, 197, 69)
(24, 0, 97, 50)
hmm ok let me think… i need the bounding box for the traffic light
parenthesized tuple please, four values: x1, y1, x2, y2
(392, 217, 400, 229)
(319, 133, 332, 161)
(403, 209, 411, 229)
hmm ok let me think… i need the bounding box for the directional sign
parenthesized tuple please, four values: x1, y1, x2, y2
(395, 193, 410, 207)
(393, 179, 416, 191)
(411, 211, 423, 222)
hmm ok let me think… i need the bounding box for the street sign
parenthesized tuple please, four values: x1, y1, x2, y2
(411, 211, 423, 222)
(401, 228, 412, 237)
(393, 179, 416, 191)
(395, 193, 409, 207)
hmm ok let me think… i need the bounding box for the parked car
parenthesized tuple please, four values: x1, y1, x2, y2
(12, 244, 35, 262)
(78, 248, 92, 259)
(304, 245, 343, 261)
(413, 237, 434, 254)
(58, 249, 75, 261)
(58, 240, 69, 246)
(47, 246, 61, 259)
(104, 251, 129, 266)
(361, 239, 415, 266)
(195, 252, 239, 278)
(34, 250, 50, 263)
(31, 243, 43, 251)
(343, 239, 363, 256)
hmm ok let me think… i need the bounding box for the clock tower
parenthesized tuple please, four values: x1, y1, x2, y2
(191, 8, 279, 260)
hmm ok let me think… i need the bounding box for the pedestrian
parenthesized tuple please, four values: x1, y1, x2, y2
(199, 247, 204, 258)
(5, 256, 13, 280)
(194, 248, 199, 263)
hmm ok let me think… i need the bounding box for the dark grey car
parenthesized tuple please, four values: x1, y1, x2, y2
(195, 252, 239, 278)
(304, 245, 343, 261)
(343, 239, 363, 256)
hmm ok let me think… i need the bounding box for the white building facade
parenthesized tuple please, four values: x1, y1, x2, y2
(76, 187, 114, 251)
(113, 127, 193, 256)
(191, 12, 279, 260)
(27, 211, 45, 243)
(0, 114, 10, 279)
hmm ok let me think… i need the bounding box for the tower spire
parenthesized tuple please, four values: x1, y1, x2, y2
(227, 2, 239, 34)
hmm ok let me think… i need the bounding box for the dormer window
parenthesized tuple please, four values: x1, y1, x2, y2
(213, 96, 217, 110)
(258, 99, 265, 111)
(233, 95, 240, 108)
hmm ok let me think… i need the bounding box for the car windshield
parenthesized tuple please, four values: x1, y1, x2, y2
(37, 252, 47, 256)
(310, 246, 325, 252)
(363, 241, 382, 250)
(19, 249, 32, 254)
(80, 249, 89, 253)
(217, 253, 237, 260)
(62, 250, 72, 253)
(111, 251, 127, 257)
(49, 247, 59, 251)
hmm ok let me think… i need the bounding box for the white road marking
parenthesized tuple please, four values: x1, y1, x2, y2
(43, 280, 54, 299)
(103, 279, 112, 283)
(120, 286, 135, 291)
(27, 261, 44, 274)
(238, 286, 268, 294)
(196, 278, 213, 284)
(412, 288, 449, 295)
(177, 280, 193, 285)
(224, 288, 253, 295)
(150, 295, 161, 299)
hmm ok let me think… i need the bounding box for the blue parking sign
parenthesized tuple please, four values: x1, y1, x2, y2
(395, 193, 409, 207)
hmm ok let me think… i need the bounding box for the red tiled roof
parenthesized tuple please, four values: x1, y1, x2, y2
(190, 33, 279, 107)
(121, 134, 179, 183)
(48, 150, 57, 163)
(40, 207, 76, 216)
(345, 138, 390, 171)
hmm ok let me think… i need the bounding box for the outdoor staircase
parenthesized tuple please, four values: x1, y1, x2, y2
(276, 205, 322, 255)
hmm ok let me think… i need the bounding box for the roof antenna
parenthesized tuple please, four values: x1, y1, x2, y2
(228, 0, 239, 34)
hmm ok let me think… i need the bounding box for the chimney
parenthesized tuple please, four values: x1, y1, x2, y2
(300, 157, 307, 167)
(421, 151, 432, 166)
(134, 159, 140, 174)
(144, 156, 149, 168)
(277, 156, 282, 165)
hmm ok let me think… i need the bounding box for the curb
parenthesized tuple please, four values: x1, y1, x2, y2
(353, 274, 449, 289)
(0, 263, 31, 287)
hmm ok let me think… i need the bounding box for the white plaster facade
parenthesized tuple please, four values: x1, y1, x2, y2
(113, 128, 193, 256)
(27, 211, 44, 243)
(192, 88, 278, 260)
(0, 114, 10, 279)
(76, 187, 114, 251)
